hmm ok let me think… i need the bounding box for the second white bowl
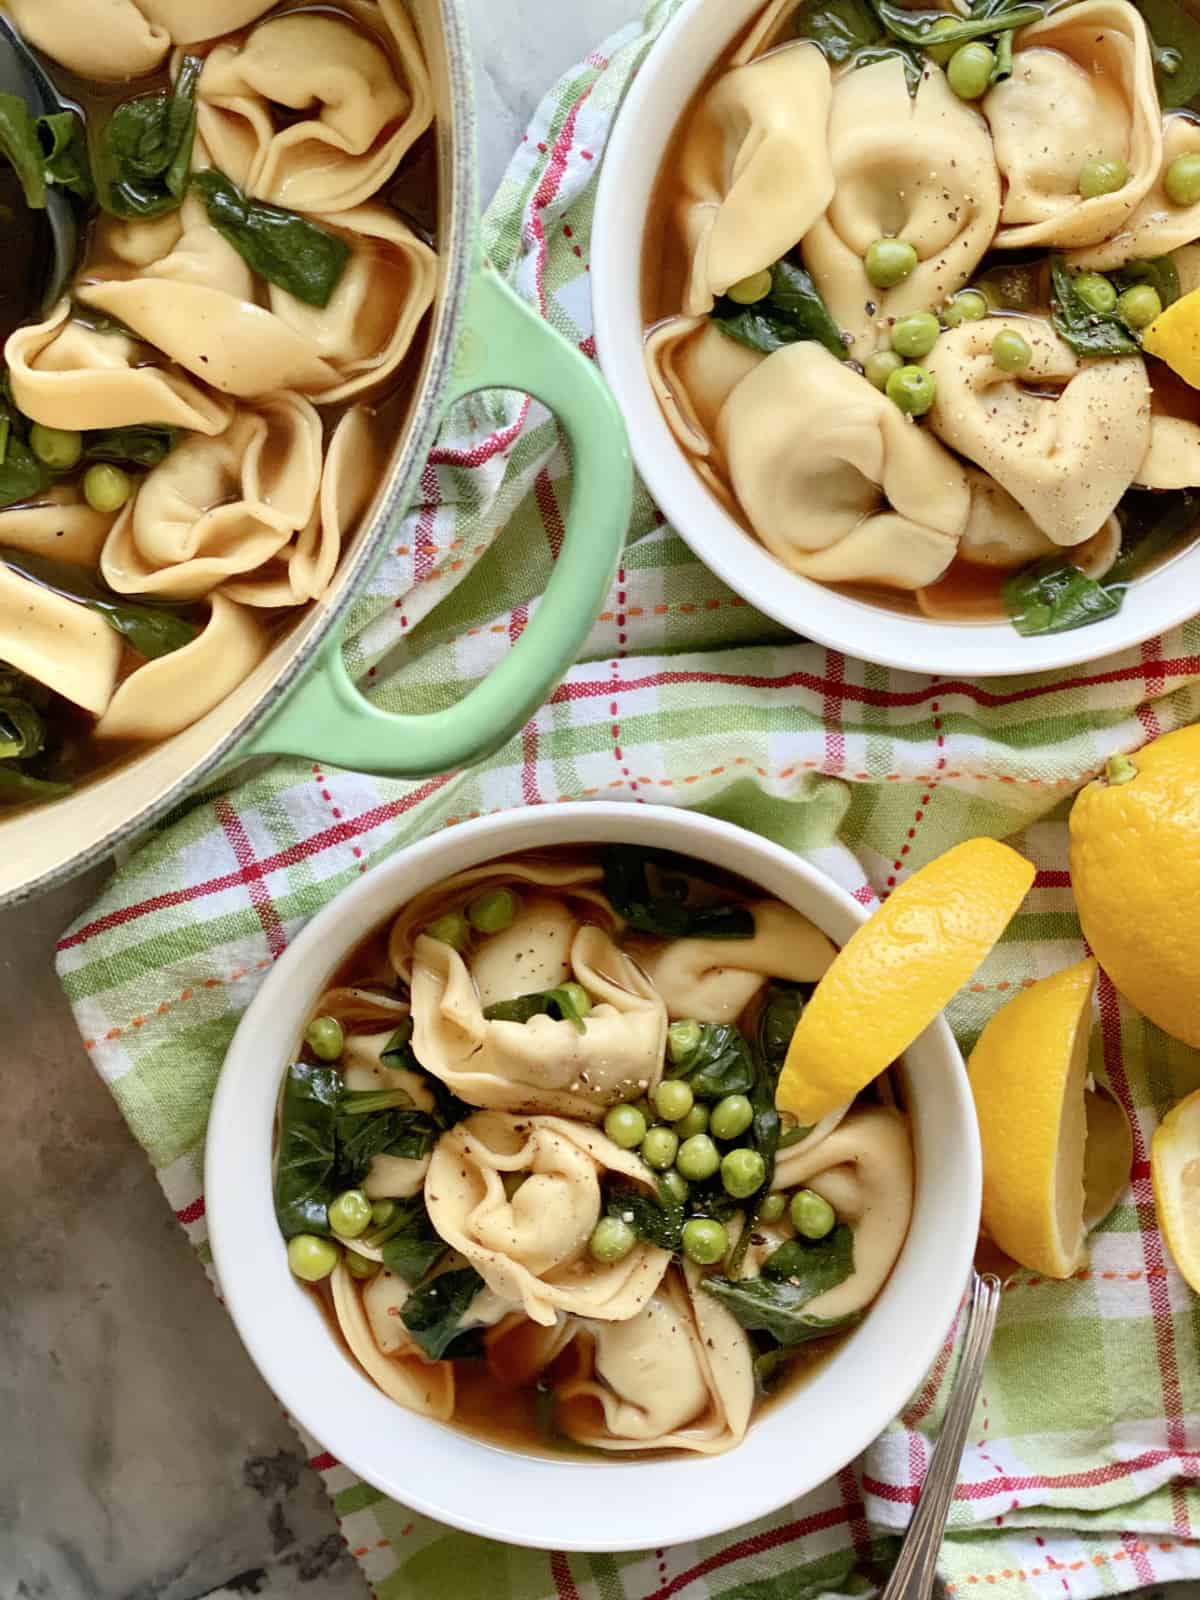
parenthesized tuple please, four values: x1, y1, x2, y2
(206, 802, 980, 1551)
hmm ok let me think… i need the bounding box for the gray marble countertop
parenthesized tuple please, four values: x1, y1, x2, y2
(0, 3, 636, 1597)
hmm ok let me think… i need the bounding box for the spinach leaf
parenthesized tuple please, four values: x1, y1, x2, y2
(0, 694, 43, 760)
(0, 548, 200, 659)
(400, 1267, 487, 1360)
(757, 983, 807, 1067)
(335, 1100, 439, 1177)
(378, 1198, 449, 1286)
(991, 27, 1014, 82)
(795, 0, 883, 60)
(712, 260, 846, 361)
(1113, 255, 1180, 310)
(274, 1060, 342, 1238)
(192, 168, 351, 308)
(753, 1344, 794, 1395)
(1050, 256, 1141, 357)
(83, 424, 176, 470)
(97, 56, 201, 218)
(668, 1023, 756, 1099)
(871, 0, 1043, 48)
(605, 1181, 685, 1252)
(484, 985, 590, 1034)
(0, 91, 45, 209)
(37, 112, 93, 204)
(601, 846, 755, 940)
(703, 1226, 858, 1345)
(1003, 557, 1124, 636)
(0, 438, 47, 509)
(761, 1223, 855, 1292)
(1110, 487, 1200, 583)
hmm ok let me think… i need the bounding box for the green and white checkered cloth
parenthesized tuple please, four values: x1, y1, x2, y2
(56, 5, 1200, 1597)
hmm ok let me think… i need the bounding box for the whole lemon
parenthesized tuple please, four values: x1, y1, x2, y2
(1069, 727, 1200, 1047)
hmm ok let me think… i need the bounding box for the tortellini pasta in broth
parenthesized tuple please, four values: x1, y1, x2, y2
(983, 0, 1161, 250)
(717, 342, 971, 588)
(1070, 114, 1200, 272)
(924, 317, 1151, 545)
(676, 43, 835, 316)
(802, 57, 1001, 362)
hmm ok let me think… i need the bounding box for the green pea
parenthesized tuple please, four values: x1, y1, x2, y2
(329, 1189, 373, 1239)
(790, 1188, 836, 1240)
(589, 1216, 636, 1264)
(344, 1250, 378, 1281)
(83, 463, 132, 513)
(667, 1019, 702, 1064)
(370, 1199, 397, 1228)
(759, 1192, 787, 1223)
(29, 423, 82, 470)
(1118, 284, 1162, 329)
(681, 1217, 729, 1266)
(923, 14, 961, 64)
(641, 1125, 680, 1171)
(286, 1234, 340, 1282)
(1165, 151, 1200, 207)
(865, 237, 918, 290)
(726, 267, 773, 305)
(721, 1147, 767, 1199)
(942, 289, 988, 327)
(947, 41, 994, 100)
(557, 981, 593, 1019)
(864, 349, 904, 391)
(676, 1133, 721, 1182)
(604, 1103, 647, 1149)
(304, 1015, 344, 1062)
(1072, 272, 1117, 313)
(991, 329, 1033, 372)
(467, 887, 518, 933)
(886, 364, 937, 416)
(673, 1103, 710, 1140)
(425, 911, 469, 951)
(1078, 155, 1128, 200)
(891, 311, 941, 359)
(654, 1078, 694, 1123)
(710, 1093, 754, 1141)
(660, 1167, 690, 1205)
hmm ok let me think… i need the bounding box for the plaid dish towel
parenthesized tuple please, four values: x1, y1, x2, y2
(56, 4, 1200, 1598)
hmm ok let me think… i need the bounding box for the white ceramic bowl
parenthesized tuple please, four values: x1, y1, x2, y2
(207, 802, 980, 1551)
(591, 0, 1200, 678)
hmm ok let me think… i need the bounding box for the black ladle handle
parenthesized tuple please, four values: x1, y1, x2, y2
(0, 15, 79, 312)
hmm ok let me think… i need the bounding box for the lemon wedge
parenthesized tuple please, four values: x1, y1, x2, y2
(1142, 289, 1200, 386)
(776, 838, 1035, 1123)
(968, 958, 1102, 1278)
(1151, 1088, 1200, 1293)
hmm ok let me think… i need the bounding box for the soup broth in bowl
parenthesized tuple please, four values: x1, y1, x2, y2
(594, 0, 1200, 674)
(207, 804, 980, 1548)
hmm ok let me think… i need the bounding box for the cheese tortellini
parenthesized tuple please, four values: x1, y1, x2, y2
(424, 1112, 672, 1327)
(718, 343, 970, 588)
(677, 43, 835, 316)
(983, 0, 1161, 250)
(925, 318, 1151, 546)
(802, 57, 1001, 362)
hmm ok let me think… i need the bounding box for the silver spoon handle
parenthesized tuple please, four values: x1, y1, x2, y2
(879, 1272, 1003, 1600)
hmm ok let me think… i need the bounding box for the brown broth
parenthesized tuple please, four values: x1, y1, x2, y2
(292, 844, 873, 1459)
(643, 0, 1200, 624)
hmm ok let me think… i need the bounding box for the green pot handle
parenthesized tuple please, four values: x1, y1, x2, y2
(244, 254, 630, 778)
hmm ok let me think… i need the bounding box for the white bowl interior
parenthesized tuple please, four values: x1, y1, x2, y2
(207, 803, 980, 1551)
(590, 0, 1200, 678)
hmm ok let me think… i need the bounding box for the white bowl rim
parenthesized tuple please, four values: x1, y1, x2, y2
(591, 0, 1200, 680)
(207, 801, 980, 1552)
